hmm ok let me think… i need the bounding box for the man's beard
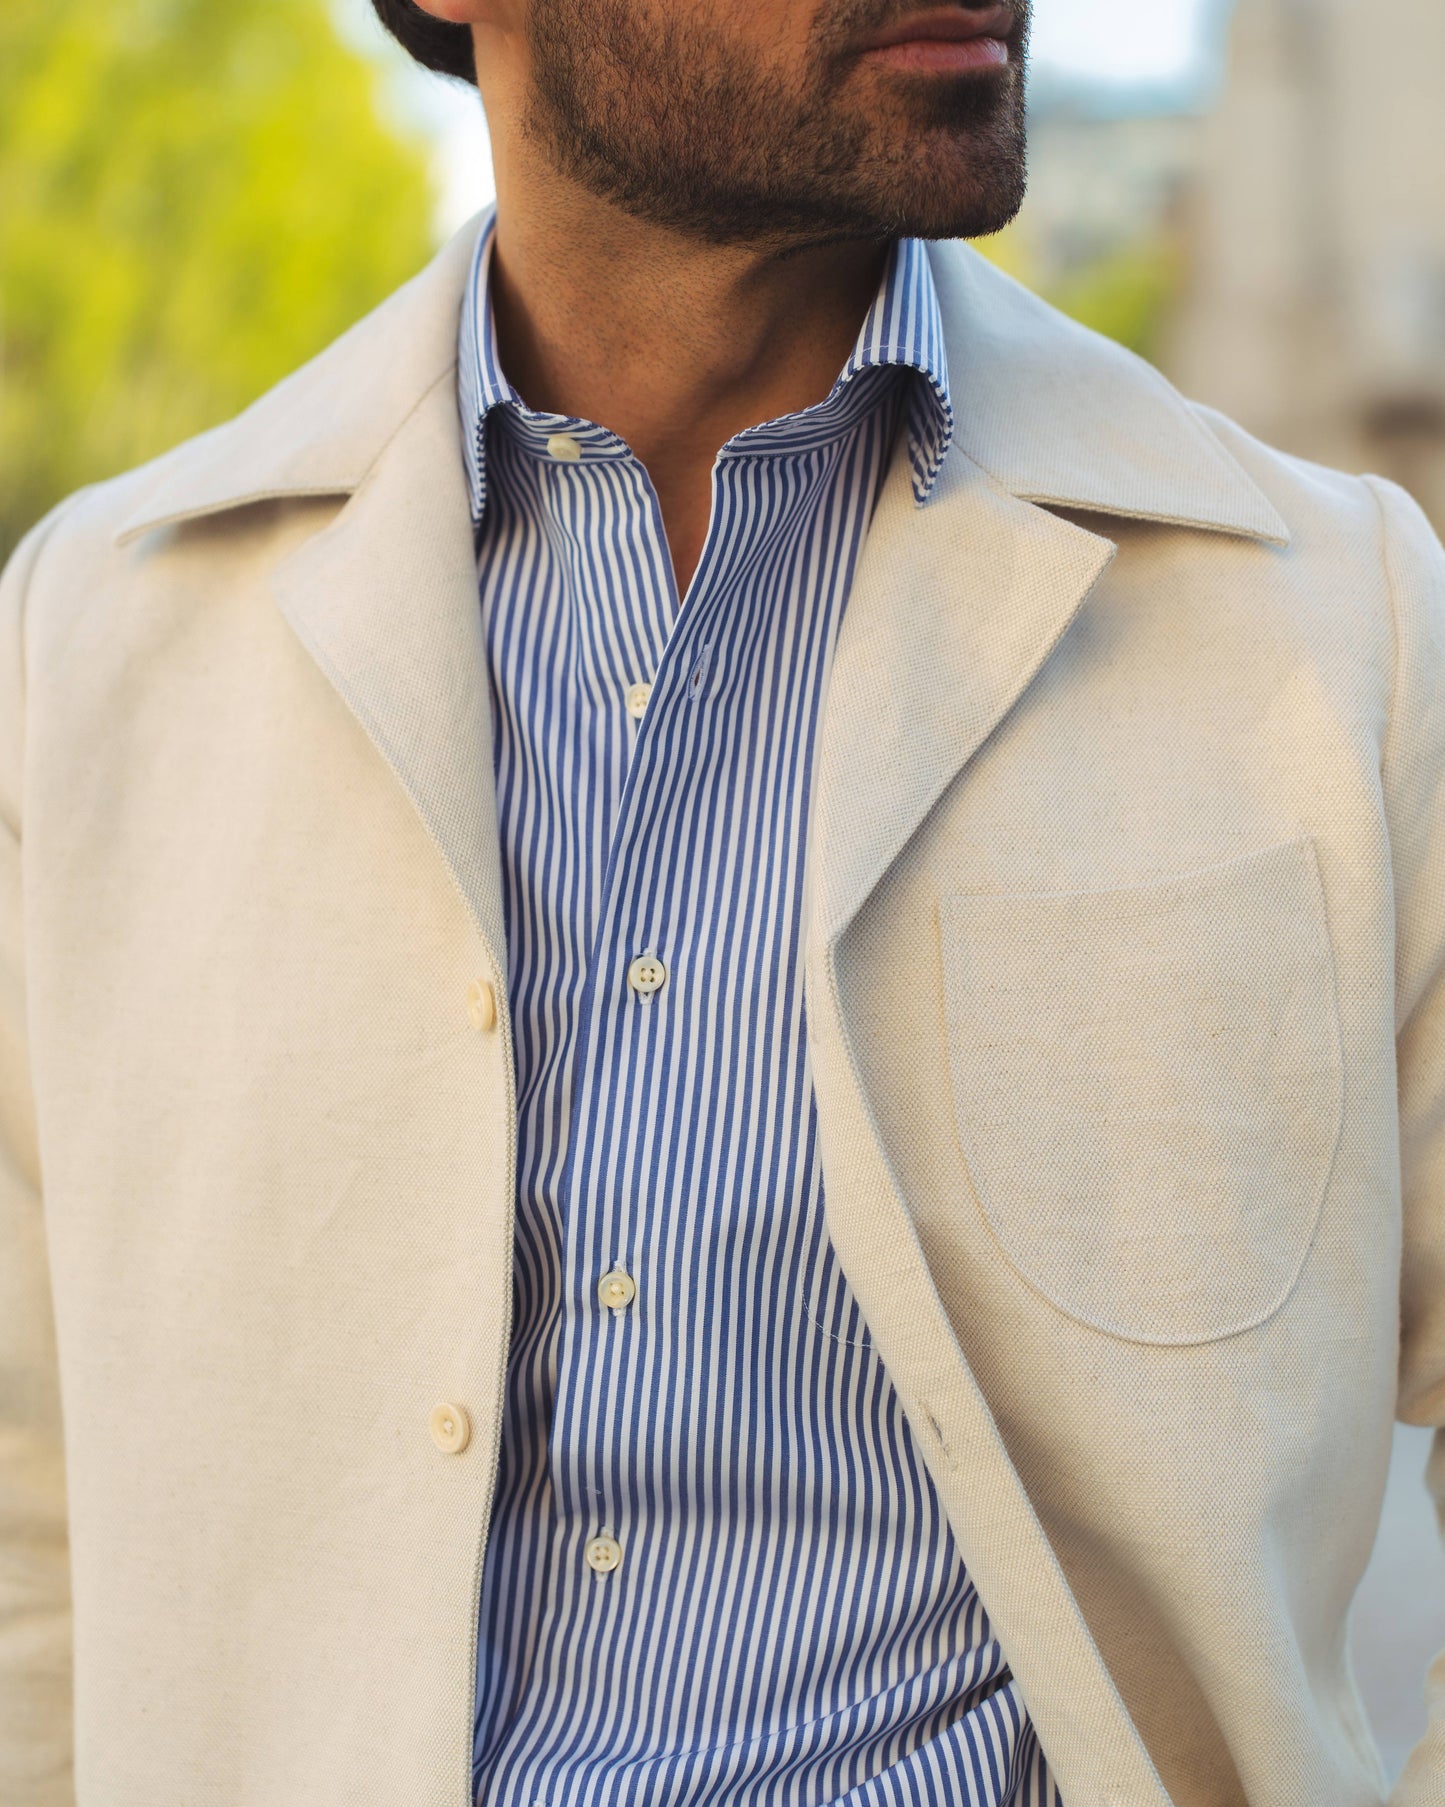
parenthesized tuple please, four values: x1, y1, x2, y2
(520, 0, 1030, 250)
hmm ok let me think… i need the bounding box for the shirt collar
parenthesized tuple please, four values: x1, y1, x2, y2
(457, 209, 954, 527)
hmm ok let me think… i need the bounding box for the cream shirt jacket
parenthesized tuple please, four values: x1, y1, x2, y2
(4, 212, 1445, 1807)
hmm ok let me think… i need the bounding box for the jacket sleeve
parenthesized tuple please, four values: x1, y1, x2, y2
(1370, 471, 1445, 1804)
(0, 509, 75, 1805)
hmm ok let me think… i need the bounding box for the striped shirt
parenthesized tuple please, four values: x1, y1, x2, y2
(458, 203, 1060, 1807)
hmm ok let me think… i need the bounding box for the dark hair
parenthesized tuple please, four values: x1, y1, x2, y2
(370, 0, 477, 83)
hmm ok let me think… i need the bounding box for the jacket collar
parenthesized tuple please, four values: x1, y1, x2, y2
(928, 239, 1288, 541)
(117, 207, 1289, 549)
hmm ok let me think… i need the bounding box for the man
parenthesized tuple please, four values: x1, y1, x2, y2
(2, 0, 1444, 1801)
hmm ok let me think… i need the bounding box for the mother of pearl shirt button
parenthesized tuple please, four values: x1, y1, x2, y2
(586, 1534, 622, 1573)
(627, 954, 667, 997)
(598, 1269, 637, 1309)
(545, 432, 583, 461)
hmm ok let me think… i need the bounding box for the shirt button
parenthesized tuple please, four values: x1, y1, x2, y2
(428, 1401, 471, 1454)
(598, 1268, 637, 1310)
(625, 681, 652, 720)
(586, 1533, 622, 1573)
(465, 978, 497, 1032)
(545, 432, 582, 462)
(627, 953, 667, 997)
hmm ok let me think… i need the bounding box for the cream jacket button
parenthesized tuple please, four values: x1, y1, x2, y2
(466, 978, 497, 1032)
(625, 681, 652, 720)
(627, 953, 667, 997)
(429, 1402, 471, 1453)
(585, 1533, 622, 1573)
(598, 1268, 637, 1309)
(545, 432, 582, 462)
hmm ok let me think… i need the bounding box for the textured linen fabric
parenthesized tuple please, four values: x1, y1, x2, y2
(3, 210, 1445, 1807)
(456, 211, 1058, 1807)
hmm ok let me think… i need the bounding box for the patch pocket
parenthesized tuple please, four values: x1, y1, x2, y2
(938, 833, 1344, 1345)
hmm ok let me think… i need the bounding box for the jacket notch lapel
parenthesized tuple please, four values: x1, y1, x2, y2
(813, 443, 1117, 949)
(269, 371, 509, 979)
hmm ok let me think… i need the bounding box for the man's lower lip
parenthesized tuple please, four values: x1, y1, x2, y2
(860, 35, 1009, 72)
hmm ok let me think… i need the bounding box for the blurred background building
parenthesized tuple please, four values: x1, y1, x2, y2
(1, 0, 1442, 1780)
(1169, 0, 1445, 527)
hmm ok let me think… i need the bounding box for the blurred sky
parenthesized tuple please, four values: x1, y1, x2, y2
(337, 0, 1227, 239)
(1032, 0, 1217, 83)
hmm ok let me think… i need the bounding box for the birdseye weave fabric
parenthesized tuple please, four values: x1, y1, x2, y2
(458, 209, 1061, 1807)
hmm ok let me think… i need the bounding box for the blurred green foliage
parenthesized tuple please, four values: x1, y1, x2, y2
(976, 226, 1184, 364)
(0, 0, 437, 561)
(1047, 237, 1184, 364)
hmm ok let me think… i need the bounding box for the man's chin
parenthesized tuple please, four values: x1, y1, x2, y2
(818, 81, 1027, 239)
(830, 150, 1028, 244)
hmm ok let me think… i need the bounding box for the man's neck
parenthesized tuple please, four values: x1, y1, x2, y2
(486, 150, 890, 469)
(483, 140, 891, 596)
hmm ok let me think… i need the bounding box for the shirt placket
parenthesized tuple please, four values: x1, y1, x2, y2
(544, 469, 754, 1597)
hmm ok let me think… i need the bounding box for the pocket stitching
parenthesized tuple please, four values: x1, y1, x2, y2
(937, 832, 1346, 1347)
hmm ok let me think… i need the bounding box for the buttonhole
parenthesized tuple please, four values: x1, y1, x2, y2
(688, 645, 713, 701)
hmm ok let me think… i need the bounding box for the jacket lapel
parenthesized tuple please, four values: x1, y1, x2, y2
(813, 232, 1290, 950)
(268, 371, 509, 976)
(115, 214, 509, 979)
(813, 440, 1117, 948)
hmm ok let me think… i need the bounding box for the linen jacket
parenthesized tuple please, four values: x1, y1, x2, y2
(3, 210, 1445, 1807)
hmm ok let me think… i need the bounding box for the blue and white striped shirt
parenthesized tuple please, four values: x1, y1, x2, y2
(458, 204, 1060, 1807)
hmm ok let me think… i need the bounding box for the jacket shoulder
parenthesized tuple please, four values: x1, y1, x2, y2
(1186, 400, 1445, 647)
(0, 447, 214, 702)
